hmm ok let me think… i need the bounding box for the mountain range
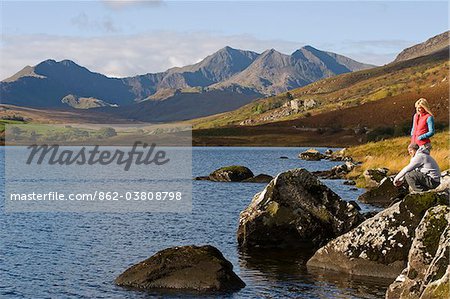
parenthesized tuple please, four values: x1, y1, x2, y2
(1, 45, 374, 121)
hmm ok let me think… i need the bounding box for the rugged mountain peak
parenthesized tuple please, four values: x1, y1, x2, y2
(394, 31, 449, 63)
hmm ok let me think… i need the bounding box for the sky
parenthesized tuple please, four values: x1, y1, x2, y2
(0, 0, 448, 79)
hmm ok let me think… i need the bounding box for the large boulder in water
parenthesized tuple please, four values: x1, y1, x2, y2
(115, 245, 245, 293)
(386, 205, 450, 299)
(358, 177, 409, 207)
(195, 166, 254, 182)
(307, 191, 448, 279)
(209, 165, 254, 182)
(237, 168, 363, 249)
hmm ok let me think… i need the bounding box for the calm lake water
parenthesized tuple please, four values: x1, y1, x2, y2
(0, 147, 391, 298)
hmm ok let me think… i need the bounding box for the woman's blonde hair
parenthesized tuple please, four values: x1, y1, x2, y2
(415, 98, 433, 115)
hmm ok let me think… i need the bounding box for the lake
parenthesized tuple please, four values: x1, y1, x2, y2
(0, 147, 391, 298)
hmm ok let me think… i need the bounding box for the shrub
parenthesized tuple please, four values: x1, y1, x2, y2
(99, 127, 117, 138)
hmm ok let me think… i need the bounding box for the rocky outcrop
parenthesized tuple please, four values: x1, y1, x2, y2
(194, 166, 272, 183)
(115, 245, 245, 292)
(324, 148, 352, 162)
(386, 205, 450, 299)
(358, 177, 408, 207)
(394, 31, 449, 63)
(237, 168, 362, 249)
(363, 168, 389, 188)
(313, 161, 356, 179)
(298, 149, 325, 161)
(307, 191, 448, 279)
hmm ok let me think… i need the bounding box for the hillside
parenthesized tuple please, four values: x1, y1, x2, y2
(191, 45, 449, 134)
(190, 45, 449, 146)
(394, 31, 449, 63)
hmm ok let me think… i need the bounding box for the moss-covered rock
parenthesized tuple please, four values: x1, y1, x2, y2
(115, 245, 245, 293)
(306, 191, 449, 279)
(386, 205, 450, 299)
(420, 268, 449, 299)
(237, 168, 362, 249)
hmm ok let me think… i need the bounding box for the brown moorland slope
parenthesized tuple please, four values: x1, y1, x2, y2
(192, 81, 449, 147)
(190, 46, 449, 130)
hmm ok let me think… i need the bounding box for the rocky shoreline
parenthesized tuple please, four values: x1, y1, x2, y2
(115, 150, 449, 297)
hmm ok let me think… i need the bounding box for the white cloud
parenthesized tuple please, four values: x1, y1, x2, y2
(0, 32, 300, 79)
(0, 32, 409, 80)
(102, 0, 164, 10)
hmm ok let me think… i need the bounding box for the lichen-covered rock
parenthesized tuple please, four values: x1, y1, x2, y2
(435, 169, 450, 193)
(358, 177, 409, 207)
(364, 168, 389, 188)
(242, 174, 273, 183)
(237, 168, 362, 249)
(420, 266, 450, 299)
(298, 149, 325, 161)
(115, 245, 245, 292)
(307, 191, 449, 279)
(386, 205, 450, 299)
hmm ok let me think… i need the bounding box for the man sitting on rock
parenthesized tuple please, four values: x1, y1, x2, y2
(393, 143, 441, 192)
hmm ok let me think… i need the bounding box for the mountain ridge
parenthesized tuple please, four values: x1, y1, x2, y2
(394, 31, 449, 62)
(1, 45, 375, 121)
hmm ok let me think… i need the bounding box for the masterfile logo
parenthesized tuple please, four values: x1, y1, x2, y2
(4, 124, 192, 213)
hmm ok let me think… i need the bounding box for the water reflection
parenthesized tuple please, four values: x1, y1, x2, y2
(238, 247, 391, 299)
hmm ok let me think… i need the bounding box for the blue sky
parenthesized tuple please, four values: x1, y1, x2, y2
(1, 1, 448, 78)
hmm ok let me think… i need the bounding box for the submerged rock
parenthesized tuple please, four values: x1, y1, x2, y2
(307, 191, 448, 279)
(358, 177, 408, 207)
(115, 245, 245, 293)
(386, 205, 450, 299)
(298, 149, 325, 161)
(237, 168, 362, 249)
(363, 168, 389, 188)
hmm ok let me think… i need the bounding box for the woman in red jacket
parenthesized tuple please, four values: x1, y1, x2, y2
(411, 98, 435, 150)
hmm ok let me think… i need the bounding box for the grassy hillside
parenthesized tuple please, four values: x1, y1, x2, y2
(346, 131, 449, 187)
(191, 47, 449, 130)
